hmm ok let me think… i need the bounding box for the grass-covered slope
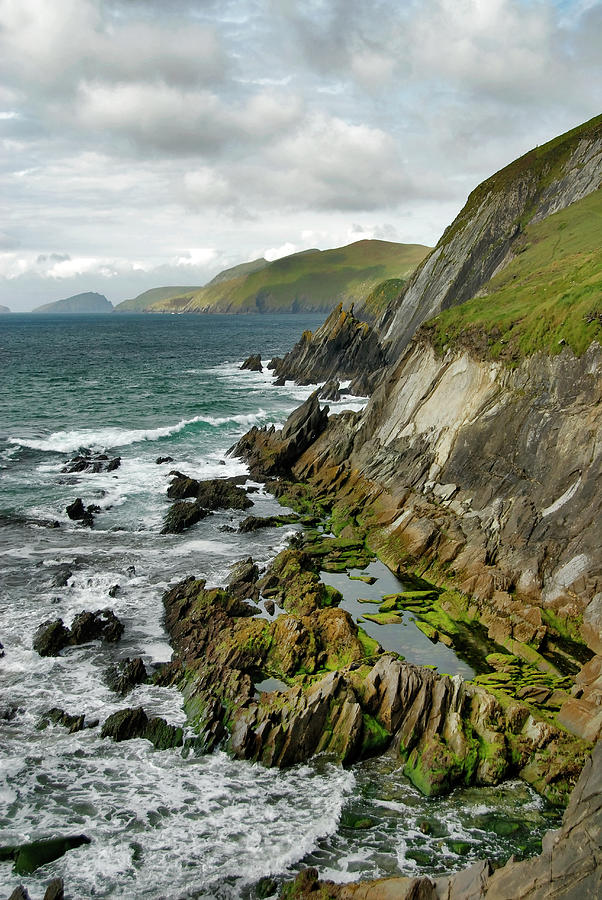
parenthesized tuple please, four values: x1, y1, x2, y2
(114, 286, 201, 313)
(150, 240, 430, 314)
(423, 186, 602, 362)
(382, 113, 602, 355)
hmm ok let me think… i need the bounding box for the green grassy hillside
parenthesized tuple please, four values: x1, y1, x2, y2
(150, 240, 430, 314)
(424, 186, 602, 362)
(114, 286, 201, 313)
(33, 291, 113, 314)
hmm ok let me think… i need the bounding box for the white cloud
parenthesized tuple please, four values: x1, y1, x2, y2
(173, 248, 218, 268)
(264, 242, 297, 261)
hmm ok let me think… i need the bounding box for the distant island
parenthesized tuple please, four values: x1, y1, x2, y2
(32, 291, 114, 314)
(0, 304, 11, 314)
(114, 239, 431, 318)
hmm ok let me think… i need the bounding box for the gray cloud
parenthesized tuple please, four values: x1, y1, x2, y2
(0, 0, 600, 310)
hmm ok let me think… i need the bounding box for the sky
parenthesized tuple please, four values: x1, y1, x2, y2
(0, 0, 600, 311)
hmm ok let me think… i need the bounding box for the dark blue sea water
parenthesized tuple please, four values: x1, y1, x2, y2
(0, 315, 556, 898)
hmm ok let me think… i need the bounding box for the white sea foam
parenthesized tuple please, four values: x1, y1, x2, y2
(9, 410, 268, 454)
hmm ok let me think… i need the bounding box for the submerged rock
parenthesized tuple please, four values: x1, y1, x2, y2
(61, 449, 120, 474)
(0, 835, 90, 876)
(37, 707, 99, 733)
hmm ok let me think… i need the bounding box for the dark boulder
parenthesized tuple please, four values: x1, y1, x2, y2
(65, 498, 98, 528)
(105, 657, 148, 695)
(156, 456, 174, 464)
(101, 706, 149, 742)
(166, 473, 251, 509)
(69, 608, 124, 644)
(49, 564, 73, 587)
(161, 500, 212, 534)
(62, 450, 120, 474)
(267, 357, 281, 371)
(240, 354, 263, 372)
(33, 609, 124, 656)
(101, 707, 183, 749)
(33, 619, 71, 656)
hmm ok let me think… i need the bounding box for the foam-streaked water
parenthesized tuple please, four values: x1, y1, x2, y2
(1, 314, 558, 898)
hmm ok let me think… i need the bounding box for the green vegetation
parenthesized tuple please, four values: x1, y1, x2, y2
(362, 277, 406, 319)
(114, 285, 201, 312)
(148, 239, 429, 314)
(426, 187, 602, 361)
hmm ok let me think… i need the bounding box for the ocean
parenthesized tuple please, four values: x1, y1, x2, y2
(0, 314, 557, 898)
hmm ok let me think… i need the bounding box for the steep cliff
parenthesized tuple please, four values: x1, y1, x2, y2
(380, 114, 602, 357)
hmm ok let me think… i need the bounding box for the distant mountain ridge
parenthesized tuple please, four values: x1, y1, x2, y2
(33, 291, 113, 314)
(113, 240, 430, 316)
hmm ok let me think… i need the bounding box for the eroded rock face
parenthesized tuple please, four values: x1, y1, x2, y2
(271, 303, 387, 386)
(286, 341, 602, 658)
(62, 449, 121, 473)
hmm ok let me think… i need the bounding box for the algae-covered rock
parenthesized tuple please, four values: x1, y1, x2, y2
(37, 707, 98, 733)
(0, 835, 91, 876)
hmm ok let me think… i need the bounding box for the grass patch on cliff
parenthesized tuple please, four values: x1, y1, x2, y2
(425, 187, 602, 361)
(148, 240, 430, 314)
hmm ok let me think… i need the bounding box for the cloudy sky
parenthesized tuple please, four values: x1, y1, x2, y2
(0, 0, 600, 311)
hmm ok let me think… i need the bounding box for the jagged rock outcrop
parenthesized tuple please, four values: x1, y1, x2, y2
(61, 449, 121, 473)
(380, 114, 602, 357)
(158, 556, 587, 802)
(162, 473, 253, 533)
(240, 353, 262, 371)
(282, 738, 601, 898)
(230, 391, 329, 479)
(271, 303, 387, 386)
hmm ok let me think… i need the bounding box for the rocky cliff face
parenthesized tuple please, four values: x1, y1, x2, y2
(380, 114, 602, 357)
(271, 303, 387, 386)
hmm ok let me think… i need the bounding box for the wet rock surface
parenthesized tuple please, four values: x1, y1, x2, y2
(33, 608, 124, 656)
(281, 739, 601, 898)
(100, 706, 183, 749)
(37, 707, 99, 733)
(61, 449, 121, 474)
(65, 498, 100, 528)
(162, 473, 252, 533)
(0, 835, 90, 876)
(240, 353, 263, 371)
(104, 657, 148, 695)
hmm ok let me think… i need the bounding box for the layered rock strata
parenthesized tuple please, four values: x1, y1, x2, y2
(271, 303, 387, 386)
